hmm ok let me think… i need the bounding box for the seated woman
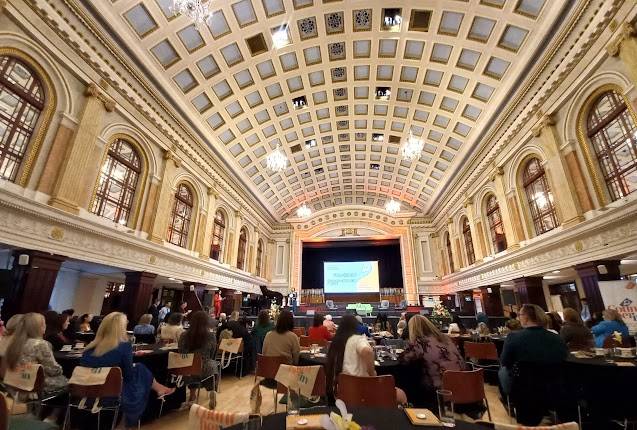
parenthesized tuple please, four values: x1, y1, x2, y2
(505, 319, 522, 332)
(591, 308, 629, 347)
(43, 310, 71, 351)
(546, 312, 563, 334)
(81, 312, 173, 429)
(323, 315, 337, 336)
(262, 310, 300, 364)
(400, 315, 464, 408)
(373, 313, 393, 336)
(476, 322, 490, 337)
(159, 312, 184, 343)
(252, 310, 273, 353)
(178, 311, 217, 408)
(133, 314, 156, 336)
(560, 307, 594, 351)
(78, 314, 93, 333)
(308, 313, 332, 341)
(326, 315, 407, 405)
(5, 312, 68, 396)
(0, 314, 23, 356)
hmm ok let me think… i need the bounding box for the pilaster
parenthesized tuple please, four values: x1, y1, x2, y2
(198, 187, 218, 259)
(148, 150, 181, 244)
(607, 22, 637, 89)
(491, 167, 520, 249)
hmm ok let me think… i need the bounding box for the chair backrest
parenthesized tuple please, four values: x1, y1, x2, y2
(277, 365, 327, 397)
(464, 341, 499, 361)
(336, 374, 396, 408)
(301, 336, 328, 347)
(255, 354, 287, 380)
(3, 364, 45, 395)
(442, 369, 486, 405)
(293, 327, 306, 337)
(135, 333, 156, 344)
(489, 421, 579, 430)
(603, 335, 630, 348)
(168, 353, 203, 377)
(188, 404, 253, 430)
(0, 394, 7, 430)
(69, 367, 123, 399)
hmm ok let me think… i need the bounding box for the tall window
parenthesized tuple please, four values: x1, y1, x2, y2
(210, 210, 225, 261)
(91, 139, 141, 225)
(0, 56, 44, 182)
(256, 239, 263, 276)
(445, 233, 455, 273)
(486, 195, 507, 253)
(462, 217, 475, 266)
(167, 183, 193, 248)
(523, 157, 558, 235)
(586, 90, 637, 201)
(237, 227, 248, 270)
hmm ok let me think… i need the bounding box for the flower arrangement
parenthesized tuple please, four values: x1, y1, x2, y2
(613, 330, 623, 345)
(430, 303, 452, 325)
(269, 303, 280, 323)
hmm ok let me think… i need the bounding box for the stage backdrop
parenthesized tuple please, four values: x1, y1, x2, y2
(302, 239, 403, 302)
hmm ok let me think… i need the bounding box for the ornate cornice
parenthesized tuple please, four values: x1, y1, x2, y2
(531, 114, 556, 137)
(606, 21, 635, 56)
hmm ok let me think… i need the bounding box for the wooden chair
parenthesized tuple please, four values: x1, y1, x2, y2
(464, 341, 499, 371)
(603, 335, 631, 349)
(63, 367, 123, 430)
(255, 355, 288, 413)
(218, 339, 245, 378)
(336, 374, 396, 408)
(188, 404, 261, 430)
(276, 365, 327, 407)
(300, 336, 328, 347)
(293, 327, 306, 337)
(160, 353, 204, 416)
(3, 364, 51, 416)
(476, 421, 579, 429)
(442, 368, 491, 421)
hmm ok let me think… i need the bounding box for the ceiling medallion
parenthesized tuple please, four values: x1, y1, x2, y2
(172, 0, 211, 26)
(400, 130, 424, 162)
(265, 144, 288, 173)
(385, 198, 401, 215)
(296, 204, 312, 218)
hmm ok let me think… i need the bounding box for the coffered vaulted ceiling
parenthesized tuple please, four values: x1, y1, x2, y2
(93, 0, 565, 220)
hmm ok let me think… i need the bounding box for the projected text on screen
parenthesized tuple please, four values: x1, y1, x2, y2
(323, 261, 380, 293)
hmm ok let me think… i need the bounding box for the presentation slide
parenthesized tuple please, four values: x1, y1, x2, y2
(324, 261, 380, 293)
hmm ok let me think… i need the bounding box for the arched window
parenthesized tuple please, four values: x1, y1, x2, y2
(523, 157, 558, 236)
(462, 217, 475, 266)
(586, 90, 637, 201)
(237, 227, 248, 270)
(486, 195, 507, 253)
(256, 239, 263, 277)
(210, 210, 225, 261)
(91, 139, 141, 225)
(167, 183, 193, 248)
(0, 56, 44, 182)
(445, 233, 455, 273)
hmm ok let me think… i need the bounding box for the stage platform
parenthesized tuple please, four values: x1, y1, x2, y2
(298, 301, 417, 318)
(246, 314, 401, 330)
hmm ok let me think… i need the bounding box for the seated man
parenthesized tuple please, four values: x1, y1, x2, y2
(499, 303, 568, 395)
(355, 315, 371, 337)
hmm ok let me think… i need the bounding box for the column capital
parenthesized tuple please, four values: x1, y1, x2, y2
(0, 0, 8, 12)
(84, 83, 116, 112)
(531, 114, 556, 137)
(207, 185, 219, 198)
(607, 22, 635, 57)
(489, 165, 504, 182)
(463, 195, 474, 208)
(163, 149, 182, 168)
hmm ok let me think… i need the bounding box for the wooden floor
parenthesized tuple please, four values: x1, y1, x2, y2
(142, 374, 512, 429)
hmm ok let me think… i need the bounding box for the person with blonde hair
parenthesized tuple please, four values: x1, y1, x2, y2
(133, 314, 155, 336)
(81, 312, 174, 429)
(560, 307, 593, 351)
(0, 314, 23, 356)
(591, 307, 629, 347)
(400, 314, 464, 408)
(159, 312, 184, 343)
(4, 312, 68, 396)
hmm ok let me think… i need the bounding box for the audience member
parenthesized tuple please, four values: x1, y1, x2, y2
(147, 298, 160, 326)
(401, 315, 464, 408)
(6, 312, 68, 396)
(262, 310, 300, 364)
(178, 310, 217, 408)
(448, 313, 465, 334)
(591, 308, 629, 347)
(133, 314, 156, 336)
(308, 313, 332, 341)
(43, 310, 71, 351)
(323, 314, 337, 336)
(560, 307, 594, 351)
(81, 312, 174, 429)
(508, 311, 518, 320)
(217, 313, 229, 338)
(505, 319, 522, 332)
(78, 314, 93, 332)
(253, 310, 273, 353)
(546, 312, 563, 334)
(0, 314, 23, 356)
(158, 302, 171, 323)
(373, 313, 393, 335)
(499, 304, 568, 395)
(476, 322, 490, 336)
(476, 312, 489, 326)
(160, 312, 184, 343)
(400, 313, 416, 340)
(179, 301, 191, 318)
(61, 309, 77, 341)
(355, 315, 371, 337)
(326, 315, 407, 405)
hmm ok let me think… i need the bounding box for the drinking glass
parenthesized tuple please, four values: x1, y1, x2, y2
(437, 389, 455, 427)
(287, 386, 301, 416)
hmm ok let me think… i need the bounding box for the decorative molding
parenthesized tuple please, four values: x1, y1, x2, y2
(531, 114, 556, 137)
(338, 228, 359, 237)
(607, 22, 635, 56)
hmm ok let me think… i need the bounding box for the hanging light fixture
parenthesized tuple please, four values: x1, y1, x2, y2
(385, 198, 400, 215)
(296, 203, 311, 218)
(265, 144, 288, 173)
(172, 0, 212, 26)
(400, 129, 424, 162)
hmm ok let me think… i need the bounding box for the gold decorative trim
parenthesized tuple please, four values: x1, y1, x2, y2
(0, 48, 58, 188)
(88, 133, 150, 229)
(574, 83, 637, 207)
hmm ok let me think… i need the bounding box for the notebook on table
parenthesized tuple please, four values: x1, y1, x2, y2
(403, 408, 441, 426)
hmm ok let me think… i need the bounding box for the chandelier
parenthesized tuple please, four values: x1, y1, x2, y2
(172, 0, 211, 26)
(385, 198, 401, 215)
(266, 144, 287, 173)
(400, 130, 424, 162)
(296, 203, 311, 218)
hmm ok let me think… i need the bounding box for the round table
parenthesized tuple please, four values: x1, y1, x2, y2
(224, 407, 492, 430)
